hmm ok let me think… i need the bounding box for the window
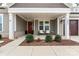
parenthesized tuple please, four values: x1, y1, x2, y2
(45, 26, 49, 30)
(45, 21, 49, 30)
(0, 14, 3, 32)
(39, 21, 43, 30)
(40, 26, 43, 30)
(39, 20, 50, 33)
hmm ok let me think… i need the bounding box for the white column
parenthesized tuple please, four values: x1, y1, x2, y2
(9, 13, 14, 39)
(65, 13, 69, 39)
(13, 14, 16, 32)
(34, 19, 35, 35)
(57, 17, 60, 34)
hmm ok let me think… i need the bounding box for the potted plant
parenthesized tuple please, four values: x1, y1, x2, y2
(0, 34, 4, 44)
(0, 34, 2, 40)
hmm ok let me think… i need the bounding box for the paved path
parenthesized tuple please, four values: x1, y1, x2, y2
(0, 36, 25, 56)
(6, 46, 79, 56)
(0, 36, 79, 56)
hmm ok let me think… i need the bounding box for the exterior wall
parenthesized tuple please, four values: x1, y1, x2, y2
(0, 13, 9, 38)
(14, 15, 26, 38)
(50, 19, 57, 34)
(0, 9, 8, 13)
(11, 3, 68, 8)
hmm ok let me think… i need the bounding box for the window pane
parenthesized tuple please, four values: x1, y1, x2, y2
(40, 21, 43, 26)
(40, 26, 43, 30)
(0, 24, 2, 31)
(0, 16, 2, 31)
(45, 21, 49, 24)
(45, 26, 49, 30)
(0, 16, 2, 23)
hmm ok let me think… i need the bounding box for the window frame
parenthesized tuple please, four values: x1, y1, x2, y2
(0, 14, 3, 32)
(38, 20, 50, 33)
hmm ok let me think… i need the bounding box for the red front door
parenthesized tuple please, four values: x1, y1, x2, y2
(28, 22, 33, 34)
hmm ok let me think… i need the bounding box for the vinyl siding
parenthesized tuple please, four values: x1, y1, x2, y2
(14, 15, 26, 38)
(0, 13, 9, 38)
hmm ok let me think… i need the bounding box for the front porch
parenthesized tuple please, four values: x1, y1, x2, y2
(8, 7, 79, 40)
(10, 13, 70, 39)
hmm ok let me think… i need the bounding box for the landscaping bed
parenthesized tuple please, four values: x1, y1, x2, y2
(0, 38, 13, 47)
(19, 40, 79, 46)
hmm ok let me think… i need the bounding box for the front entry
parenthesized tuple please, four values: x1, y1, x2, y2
(70, 20, 78, 35)
(27, 22, 33, 34)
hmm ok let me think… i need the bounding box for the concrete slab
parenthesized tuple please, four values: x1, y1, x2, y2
(0, 36, 25, 56)
(32, 46, 56, 56)
(51, 46, 79, 56)
(7, 46, 33, 56)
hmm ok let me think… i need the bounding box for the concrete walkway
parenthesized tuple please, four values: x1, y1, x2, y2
(0, 36, 79, 56)
(6, 46, 79, 56)
(0, 36, 25, 56)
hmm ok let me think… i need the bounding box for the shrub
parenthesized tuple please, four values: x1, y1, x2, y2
(54, 34, 61, 42)
(45, 35, 52, 42)
(25, 34, 34, 43)
(0, 34, 2, 40)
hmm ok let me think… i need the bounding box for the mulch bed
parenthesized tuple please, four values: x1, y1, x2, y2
(0, 39, 13, 47)
(19, 40, 79, 46)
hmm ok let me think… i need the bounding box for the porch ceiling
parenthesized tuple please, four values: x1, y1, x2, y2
(17, 13, 65, 20)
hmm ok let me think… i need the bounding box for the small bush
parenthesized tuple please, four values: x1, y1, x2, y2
(25, 34, 34, 43)
(45, 35, 52, 42)
(54, 34, 61, 42)
(0, 34, 2, 40)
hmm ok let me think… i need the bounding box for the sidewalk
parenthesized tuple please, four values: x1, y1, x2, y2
(0, 36, 25, 56)
(6, 46, 79, 56)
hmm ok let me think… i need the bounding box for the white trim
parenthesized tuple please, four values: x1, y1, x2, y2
(0, 14, 3, 32)
(27, 21, 28, 31)
(57, 17, 60, 34)
(64, 3, 73, 8)
(34, 19, 35, 34)
(14, 14, 16, 31)
(61, 19, 64, 35)
(9, 13, 14, 39)
(8, 8, 71, 13)
(70, 14, 79, 16)
(65, 13, 69, 39)
(62, 18, 79, 20)
(7, 3, 15, 8)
